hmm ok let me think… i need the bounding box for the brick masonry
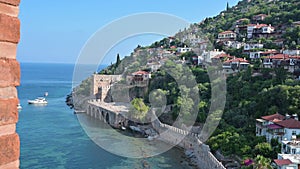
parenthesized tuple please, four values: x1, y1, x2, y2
(0, 134, 19, 165)
(0, 0, 20, 168)
(0, 2, 19, 17)
(0, 13, 20, 43)
(0, 98, 18, 126)
(0, 58, 20, 87)
(0, 0, 20, 6)
(0, 42, 18, 59)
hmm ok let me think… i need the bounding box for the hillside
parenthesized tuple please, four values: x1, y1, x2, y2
(95, 0, 300, 167)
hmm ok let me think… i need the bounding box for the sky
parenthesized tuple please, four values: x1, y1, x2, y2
(17, 0, 240, 64)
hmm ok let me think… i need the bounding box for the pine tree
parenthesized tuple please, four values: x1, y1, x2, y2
(226, 2, 230, 11)
(116, 53, 121, 67)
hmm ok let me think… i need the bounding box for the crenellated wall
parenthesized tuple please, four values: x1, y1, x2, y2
(0, 0, 21, 168)
(152, 119, 226, 169)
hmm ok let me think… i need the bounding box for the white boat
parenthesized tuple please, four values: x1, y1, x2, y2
(17, 104, 22, 110)
(28, 97, 48, 104)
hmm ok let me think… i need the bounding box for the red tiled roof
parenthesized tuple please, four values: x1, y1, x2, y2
(224, 58, 248, 63)
(261, 113, 285, 122)
(266, 54, 290, 59)
(254, 14, 268, 17)
(261, 51, 279, 55)
(212, 53, 233, 59)
(236, 18, 249, 22)
(132, 71, 149, 75)
(274, 159, 292, 166)
(219, 31, 235, 35)
(247, 24, 270, 28)
(267, 124, 283, 129)
(276, 118, 300, 129)
(256, 24, 268, 28)
(247, 24, 257, 27)
(289, 56, 300, 59)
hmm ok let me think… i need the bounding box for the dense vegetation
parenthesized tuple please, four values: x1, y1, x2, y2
(149, 64, 300, 160)
(207, 67, 300, 160)
(75, 77, 92, 96)
(95, 0, 300, 165)
(128, 98, 149, 123)
(197, 0, 300, 44)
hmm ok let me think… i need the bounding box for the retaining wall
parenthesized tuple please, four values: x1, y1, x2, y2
(152, 119, 225, 169)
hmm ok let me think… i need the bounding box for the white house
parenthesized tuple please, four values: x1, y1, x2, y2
(282, 140, 300, 155)
(147, 62, 161, 72)
(244, 43, 264, 51)
(273, 159, 298, 169)
(261, 25, 275, 33)
(223, 41, 243, 49)
(201, 50, 225, 63)
(277, 118, 300, 141)
(177, 47, 192, 53)
(256, 113, 300, 142)
(127, 71, 151, 86)
(249, 51, 264, 59)
(277, 154, 300, 169)
(276, 139, 300, 169)
(218, 31, 237, 40)
(253, 14, 268, 21)
(247, 24, 257, 38)
(283, 50, 300, 56)
(222, 58, 249, 74)
(247, 24, 275, 38)
(262, 54, 300, 73)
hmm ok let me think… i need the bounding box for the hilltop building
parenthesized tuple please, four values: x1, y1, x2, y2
(256, 113, 300, 142)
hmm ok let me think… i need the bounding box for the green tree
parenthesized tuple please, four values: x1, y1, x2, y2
(254, 142, 272, 158)
(226, 2, 230, 11)
(207, 131, 246, 156)
(116, 53, 121, 67)
(274, 67, 287, 84)
(254, 155, 272, 169)
(129, 98, 149, 123)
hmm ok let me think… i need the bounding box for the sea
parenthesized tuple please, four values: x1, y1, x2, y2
(16, 63, 192, 169)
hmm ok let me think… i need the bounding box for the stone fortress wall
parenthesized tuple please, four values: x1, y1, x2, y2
(152, 119, 226, 169)
(91, 74, 122, 101)
(0, 0, 21, 168)
(87, 74, 226, 169)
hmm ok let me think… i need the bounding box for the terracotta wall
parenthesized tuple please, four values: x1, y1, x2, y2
(0, 0, 20, 168)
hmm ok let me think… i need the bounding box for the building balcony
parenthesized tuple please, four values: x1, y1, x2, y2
(256, 123, 266, 129)
(263, 62, 273, 65)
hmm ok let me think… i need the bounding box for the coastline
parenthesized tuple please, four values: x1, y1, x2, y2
(66, 94, 225, 169)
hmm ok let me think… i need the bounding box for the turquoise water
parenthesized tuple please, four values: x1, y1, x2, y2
(16, 63, 191, 169)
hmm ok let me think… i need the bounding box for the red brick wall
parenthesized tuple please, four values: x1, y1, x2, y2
(0, 0, 20, 168)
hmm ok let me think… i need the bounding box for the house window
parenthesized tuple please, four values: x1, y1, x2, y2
(292, 149, 296, 154)
(292, 131, 297, 135)
(282, 144, 286, 150)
